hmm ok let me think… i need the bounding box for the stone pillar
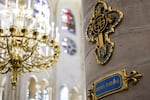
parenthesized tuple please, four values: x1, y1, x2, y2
(0, 87, 4, 100)
(47, 87, 53, 100)
(83, 0, 150, 99)
(69, 87, 82, 100)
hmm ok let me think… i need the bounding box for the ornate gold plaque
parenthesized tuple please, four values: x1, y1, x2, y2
(86, 0, 123, 64)
(88, 69, 142, 100)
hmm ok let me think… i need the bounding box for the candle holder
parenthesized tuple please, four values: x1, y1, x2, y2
(0, 0, 60, 86)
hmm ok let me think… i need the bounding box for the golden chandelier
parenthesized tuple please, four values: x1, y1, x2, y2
(0, 0, 60, 86)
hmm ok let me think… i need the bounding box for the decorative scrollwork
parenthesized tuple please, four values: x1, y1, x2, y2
(88, 83, 97, 100)
(126, 70, 143, 85)
(86, 0, 123, 64)
(88, 69, 142, 100)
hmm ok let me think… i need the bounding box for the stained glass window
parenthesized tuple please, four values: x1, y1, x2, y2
(42, 89, 49, 100)
(35, 88, 49, 100)
(33, 0, 49, 18)
(28, 77, 37, 99)
(61, 37, 77, 55)
(33, 0, 50, 34)
(61, 8, 76, 34)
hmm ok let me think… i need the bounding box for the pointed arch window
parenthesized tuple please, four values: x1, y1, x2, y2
(42, 88, 49, 100)
(61, 8, 76, 34)
(33, 0, 51, 34)
(60, 86, 69, 100)
(27, 77, 37, 99)
(33, 0, 50, 18)
(35, 79, 49, 100)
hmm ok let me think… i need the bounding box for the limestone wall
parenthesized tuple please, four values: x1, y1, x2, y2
(83, 0, 150, 99)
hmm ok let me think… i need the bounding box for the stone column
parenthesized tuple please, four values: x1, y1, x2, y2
(82, 0, 150, 99)
(0, 87, 4, 100)
(47, 87, 53, 100)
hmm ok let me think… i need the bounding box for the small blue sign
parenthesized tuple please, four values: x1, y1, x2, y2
(95, 74, 122, 97)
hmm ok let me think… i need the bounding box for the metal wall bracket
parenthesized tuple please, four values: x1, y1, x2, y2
(88, 69, 142, 100)
(86, 0, 123, 64)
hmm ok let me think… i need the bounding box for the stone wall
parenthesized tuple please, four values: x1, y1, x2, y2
(82, 0, 150, 99)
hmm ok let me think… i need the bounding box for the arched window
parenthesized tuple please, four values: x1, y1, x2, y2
(35, 85, 42, 100)
(33, 0, 51, 56)
(60, 85, 69, 100)
(34, 0, 50, 20)
(35, 79, 49, 100)
(33, 0, 51, 35)
(42, 88, 49, 100)
(40, 79, 49, 100)
(61, 8, 76, 34)
(27, 77, 37, 99)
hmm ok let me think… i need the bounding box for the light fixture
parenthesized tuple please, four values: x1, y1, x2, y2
(0, 0, 60, 86)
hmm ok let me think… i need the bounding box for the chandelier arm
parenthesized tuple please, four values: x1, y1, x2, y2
(6, 37, 12, 58)
(40, 55, 52, 59)
(24, 36, 49, 44)
(23, 66, 32, 72)
(0, 40, 7, 49)
(24, 61, 49, 68)
(18, 64, 27, 73)
(32, 54, 51, 60)
(0, 45, 7, 49)
(22, 63, 40, 72)
(19, 64, 30, 72)
(22, 43, 38, 62)
(0, 56, 9, 61)
(0, 63, 10, 74)
(0, 68, 10, 74)
(25, 62, 45, 67)
(0, 59, 9, 65)
(30, 55, 52, 64)
(22, 39, 29, 50)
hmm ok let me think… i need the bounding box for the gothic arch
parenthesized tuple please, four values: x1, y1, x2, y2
(40, 79, 49, 90)
(27, 76, 38, 99)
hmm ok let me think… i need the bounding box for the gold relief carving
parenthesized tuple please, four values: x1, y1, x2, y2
(88, 69, 142, 100)
(126, 70, 143, 85)
(86, 0, 123, 64)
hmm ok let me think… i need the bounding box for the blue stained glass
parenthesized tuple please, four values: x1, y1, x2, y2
(33, 0, 49, 18)
(35, 0, 46, 5)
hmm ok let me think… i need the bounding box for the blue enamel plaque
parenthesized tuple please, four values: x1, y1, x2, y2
(95, 74, 122, 97)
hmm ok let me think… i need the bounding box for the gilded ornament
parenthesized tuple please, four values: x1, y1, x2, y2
(88, 69, 142, 100)
(86, 0, 123, 64)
